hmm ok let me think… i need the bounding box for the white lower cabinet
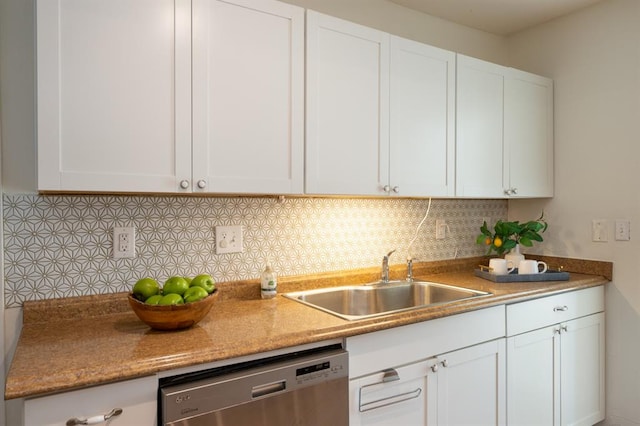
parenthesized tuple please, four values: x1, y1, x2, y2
(506, 286, 605, 426)
(346, 305, 506, 425)
(24, 375, 157, 426)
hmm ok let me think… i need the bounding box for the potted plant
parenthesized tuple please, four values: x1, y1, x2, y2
(476, 213, 548, 256)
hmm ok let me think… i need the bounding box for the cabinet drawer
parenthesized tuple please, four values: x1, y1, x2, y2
(24, 375, 157, 426)
(506, 286, 604, 336)
(346, 305, 505, 378)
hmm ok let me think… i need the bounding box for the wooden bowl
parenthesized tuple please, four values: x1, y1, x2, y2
(128, 290, 219, 330)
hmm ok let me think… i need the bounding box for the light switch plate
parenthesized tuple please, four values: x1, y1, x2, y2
(215, 225, 243, 254)
(615, 220, 631, 241)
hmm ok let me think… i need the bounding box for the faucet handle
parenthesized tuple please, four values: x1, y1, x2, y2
(386, 249, 397, 259)
(406, 257, 415, 282)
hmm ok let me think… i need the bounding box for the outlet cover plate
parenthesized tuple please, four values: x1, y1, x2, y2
(216, 225, 243, 254)
(113, 226, 136, 258)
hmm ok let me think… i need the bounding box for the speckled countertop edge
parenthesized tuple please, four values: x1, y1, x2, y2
(6, 256, 611, 400)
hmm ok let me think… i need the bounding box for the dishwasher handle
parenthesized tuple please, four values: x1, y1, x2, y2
(252, 380, 286, 398)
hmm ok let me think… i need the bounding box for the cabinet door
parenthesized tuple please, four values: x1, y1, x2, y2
(349, 359, 435, 426)
(305, 11, 390, 195)
(389, 36, 455, 197)
(504, 69, 554, 197)
(435, 339, 506, 426)
(24, 375, 157, 426)
(192, 0, 304, 194)
(507, 313, 605, 426)
(507, 325, 559, 426)
(560, 313, 605, 426)
(455, 55, 506, 198)
(37, 0, 191, 193)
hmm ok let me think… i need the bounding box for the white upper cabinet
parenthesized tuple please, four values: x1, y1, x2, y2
(305, 11, 390, 196)
(389, 36, 455, 197)
(504, 68, 554, 197)
(305, 13, 455, 197)
(456, 54, 554, 198)
(37, 0, 304, 194)
(37, 2, 551, 198)
(455, 55, 508, 198)
(192, 0, 304, 194)
(37, 0, 191, 193)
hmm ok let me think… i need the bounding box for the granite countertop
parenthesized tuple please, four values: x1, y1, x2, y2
(5, 256, 612, 400)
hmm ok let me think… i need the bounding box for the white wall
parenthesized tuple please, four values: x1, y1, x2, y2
(507, 0, 640, 424)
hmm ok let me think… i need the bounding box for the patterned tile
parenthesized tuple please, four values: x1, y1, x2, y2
(2, 194, 507, 307)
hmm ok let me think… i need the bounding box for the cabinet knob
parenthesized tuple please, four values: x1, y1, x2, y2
(383, 185, 391, 193)
(179, 180, 189, 189)
(66, 408, 123, 426)
(441, 359, 449, 368)
(392, 186, 400, 193)
(561, 325, 568, 333)
(197, 179, 207, 189)
(430, 364, 439, 373)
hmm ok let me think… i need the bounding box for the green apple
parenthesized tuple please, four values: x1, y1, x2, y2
(190, 274, 216, 294)
(158, 293, 184, 306)
(132, 277, 160, 301)
(163, 276, 190, 296)
(183, 286, 208, 303)
(144, 294, 163, 305)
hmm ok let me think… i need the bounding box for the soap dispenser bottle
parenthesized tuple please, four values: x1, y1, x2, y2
(261, 261, 277, 299)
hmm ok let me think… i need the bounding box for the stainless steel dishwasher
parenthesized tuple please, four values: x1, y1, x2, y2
(159, 344, 349, 426)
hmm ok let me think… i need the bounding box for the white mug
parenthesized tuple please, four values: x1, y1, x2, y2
(518, 260, 548, 274)
(489, 258, 515, 275)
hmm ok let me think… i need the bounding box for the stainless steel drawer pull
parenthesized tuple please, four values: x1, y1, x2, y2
(66, 408, 122, 426)
(359, 388, 423, 412)
(553, 305, 569, 312)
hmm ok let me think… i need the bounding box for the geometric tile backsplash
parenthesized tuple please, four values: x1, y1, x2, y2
(3, 194, 506, 308)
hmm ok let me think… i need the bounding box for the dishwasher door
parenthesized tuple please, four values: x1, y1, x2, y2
(160, 346, 349, 426)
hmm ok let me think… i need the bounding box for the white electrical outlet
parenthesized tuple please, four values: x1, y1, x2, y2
(113, 226, 136, 258)
(216, 225, 243, 254)
(436, 220, 447, 240)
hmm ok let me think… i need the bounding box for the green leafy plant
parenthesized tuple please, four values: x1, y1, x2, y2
(476, 212, 548, 255)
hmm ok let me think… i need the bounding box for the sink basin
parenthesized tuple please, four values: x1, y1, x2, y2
(283, 281, 490, 321)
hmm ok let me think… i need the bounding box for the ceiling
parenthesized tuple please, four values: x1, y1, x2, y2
(389, 0, 605, 36)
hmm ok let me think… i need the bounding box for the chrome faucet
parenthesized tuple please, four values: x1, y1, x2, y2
(381, 249, 396, 283)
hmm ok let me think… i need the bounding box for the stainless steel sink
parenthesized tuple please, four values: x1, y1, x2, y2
(283, 281, 490, 321)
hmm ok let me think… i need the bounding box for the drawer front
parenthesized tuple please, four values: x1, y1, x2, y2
(24, 375, 157, 426)
(506, 286, 604, 336)
(346, 305, 505, 378)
